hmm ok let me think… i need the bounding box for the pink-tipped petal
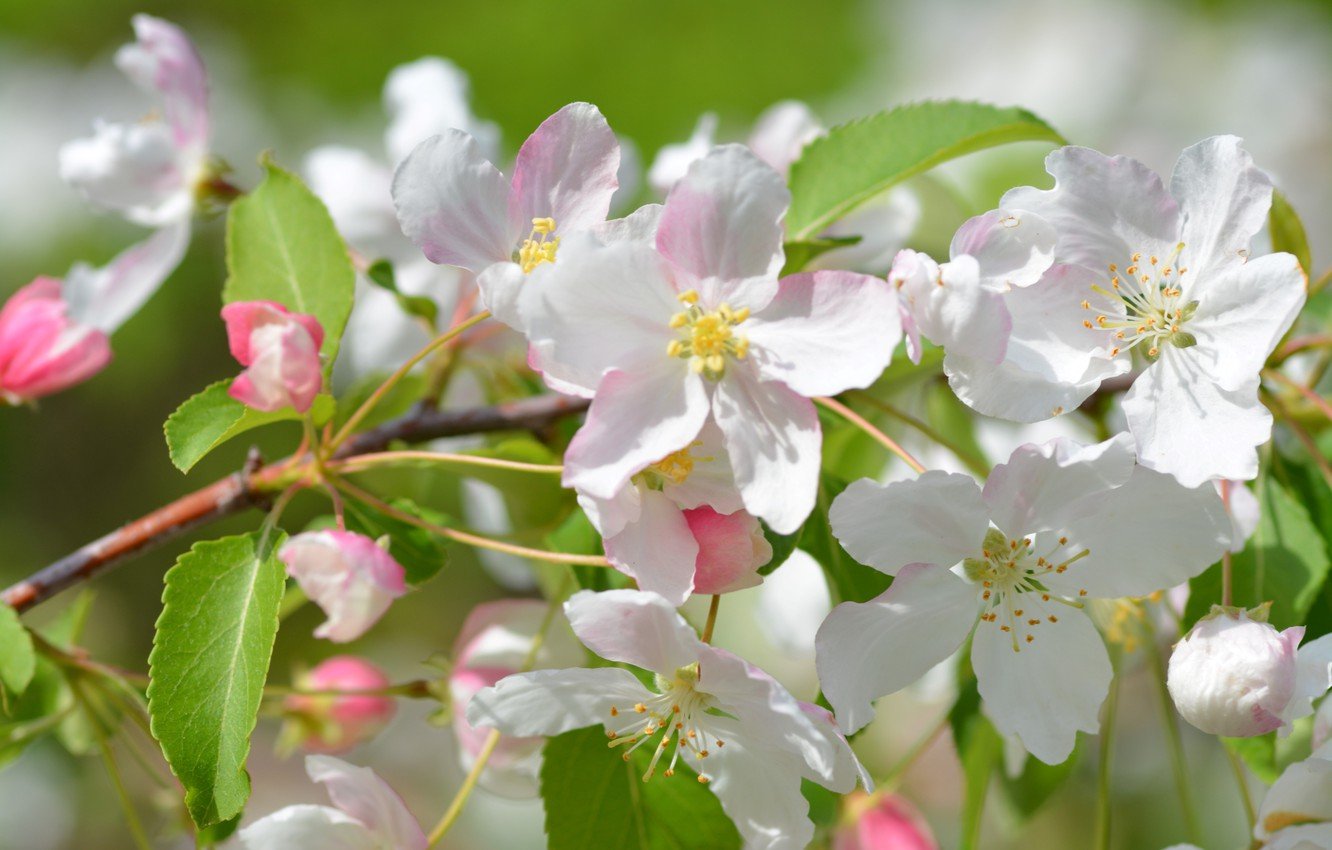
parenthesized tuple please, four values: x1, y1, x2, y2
(507, 102, 620, 239)
(116, 15, 209, 149)
(686, 507, 771, 595)
(280, 531, 407, 643)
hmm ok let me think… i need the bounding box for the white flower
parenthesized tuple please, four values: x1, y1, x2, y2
(466, 589, 866, 850)
(240, 755, 426, 850)
(816, 435, 1231, 763)
(1167, 608, 1332, 738)
(1254, 742, 1332, 850)
(306, 57, 496, 381)
(522, 145, 901, 533)
(950, 137, 1306, 487)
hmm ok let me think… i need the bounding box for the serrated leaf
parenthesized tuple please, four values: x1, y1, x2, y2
(148, 533, 287, 827)
(1270, 189, 1313, 275)
(222, 159, 355, 371)
(787, 100, 1066, 239)
(801, 473, 892, 604)
(0, 604, 35, 697)
(541, 725, 741, 850)
(1184, 476, 1331, 630)
(164, 380, 334, 473)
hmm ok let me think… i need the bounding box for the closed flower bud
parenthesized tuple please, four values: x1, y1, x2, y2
(834, 791, 938, 850)
(279, 530, 407, 643)
(0, 278, 111, 404)
(1167, 607, 1301, 738)
(221, 300, 324, 413)
(283, 656, 396, 754)
(685, 507, 773, 595)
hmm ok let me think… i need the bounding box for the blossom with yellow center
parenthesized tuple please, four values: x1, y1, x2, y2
(665, 290, 750, 379)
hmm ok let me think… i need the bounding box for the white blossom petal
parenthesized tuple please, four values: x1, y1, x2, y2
(816, 564, 978, 734)
(306, 756, 427, 850)
(949, 208, 1055, 289)
(1257, 751, 1332, 841)
(972, 607, 1111, 765)
(383, 57, 499, 166)
(240, 804, 379, 850)
(64, 221, 189, 333)
(602, 489, 699, 606)
(830, 472, 989, 576)
(465, 668, 651, 738)
(507, 103, 619, 238)
(564, 589, 704, 674)
(981, 434, 1135, 536)
(1170, 136, 1273, 283)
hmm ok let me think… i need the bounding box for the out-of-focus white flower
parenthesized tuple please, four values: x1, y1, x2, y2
(1253, 742, 1332, 849)
(756, 549, 832, 657)
(1167, 607, 1332, 738)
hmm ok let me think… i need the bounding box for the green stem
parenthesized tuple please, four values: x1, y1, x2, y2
(1224, 745, 1258, 839)
(1143, 617, 1201, 844)
(880, 710, 950, 788)
(330, 450, 563, 477)
(1095, 673, 1121, 850)
(264, 680, 432, 700)
(846, 390, 989, 476)
(329, 310, 492, 451)
(74, 679, 153, 850)
(701, 595, 721, 644)
(814, 395, 927, 473)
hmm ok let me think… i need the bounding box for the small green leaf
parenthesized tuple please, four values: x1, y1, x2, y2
(341, 497, 450, 586)
(223, 159, 356, 370)
(787, 100, 1066, 239)
(1185, 477, 1331, 630)
(366, 258, 440, 326)
(540, 725, 741, 850)
(1269, 189, 1313, 275)
(165, 381, 334, 473)
(0, 605, 35, 697)
(1223, 733, 1278, 785)
(148, 533, 287, 827)
(800, 473, 892, 603)
(779, 235, 862, 276)
(757, 521, 802, 576)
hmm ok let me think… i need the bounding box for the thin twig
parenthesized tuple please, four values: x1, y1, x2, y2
(814, 396, 927, 474)
(2, 394, 589, 613)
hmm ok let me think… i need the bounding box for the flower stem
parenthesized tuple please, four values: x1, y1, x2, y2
(814, 396, 926, 474)
(847, 390, 989, 477)
(328, 310, 492, 452)
(1143, 616, 1201, 844)
(1264, 367, 1332, 424)
(880, 709, 950, 788)
(333, 477, 611, 567)
(264, 680, 432, 699)
(329, 450, 563, 477)
(1224, 744, 1258, 838)
(701, 595, 721, 643)
(1220, 481, 1234, 607)
(1094, 673, 1121, 850)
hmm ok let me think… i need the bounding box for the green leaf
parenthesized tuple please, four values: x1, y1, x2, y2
(461, 438, 573, 530)
(341, 497, 451, 586)
(779, 235, 862, 276)
(757, 521, 802, 577)
(801, 473, 892, 604)
(366, 258, 440, 326)
(1184, 477, 1332, 630)
(546, 509, 623, 593)
(0, 604, 35, 697)
(949, 661, 1001, 850)
(787, 100, 1066, 239)
(1223, 733, 1278, 785)
(222, 159, 356, 370)
(148, 533, 287, 827)
(1270, 190, 1313, 275)
(164, 380, 334, 473)
(540, 725, 741, 850)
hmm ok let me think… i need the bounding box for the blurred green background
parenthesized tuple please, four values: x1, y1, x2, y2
(0, 0, 1329, 847)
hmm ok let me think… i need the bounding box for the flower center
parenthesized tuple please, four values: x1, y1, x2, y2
(518, 217, 559, 273)
(965, 528, 1089, 653)
(666, 290, 750, 380)
(1080, 243, 1198, 360)
(606, 664, 725, 783)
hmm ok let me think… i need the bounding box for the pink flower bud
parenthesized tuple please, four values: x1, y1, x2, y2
(834, 792, 938, 850)
(279, 530, 407, 643)
(0, 278, 111, 403)
(284, 656, 396, 753)
(685, 507, 773, 595)
(221, 300, 324, 413)
(1168, 609, 1302, 737)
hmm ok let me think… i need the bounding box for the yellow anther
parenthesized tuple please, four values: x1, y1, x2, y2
(518, 217, 560, 272)
(531, 216, 556, 234)
(610, 706, 619, 717)
(666, 340, 684, 358)
(678, 289, 699, 305)
(650, 446, 697, 486)
(634, 703, 647, 713)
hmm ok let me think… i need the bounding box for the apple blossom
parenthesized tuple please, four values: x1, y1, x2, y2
(1167, 606, 1332, 738)
(279, 530, 408, 643)
(282, 656, 397, 754)
(833, 792, 938, 850)
(524, 145, 901, 533)
(577, 420, 770, 603)
(58, 15, 205, 324)
(240, 755, 426, 850)
(0, 278, 110, 404)
(222, 300, 325, 414)
(956, 137, 1307, 486)
(306, 58, 495, 381)
(649, 103, 918, 272)
(816, 434, 1231, 763)
(446, 598, 585, 798)
(392, 102, 621, 327)
(1254, 742, 1332, 850)
(467, 589, 865, 850)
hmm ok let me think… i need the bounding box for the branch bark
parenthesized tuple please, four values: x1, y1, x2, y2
(2, 394, 589, 613)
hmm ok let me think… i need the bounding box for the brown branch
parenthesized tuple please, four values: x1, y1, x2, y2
(2, 394, 589, 614)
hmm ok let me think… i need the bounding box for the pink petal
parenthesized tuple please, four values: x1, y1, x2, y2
(507, 103, 620, 240)
(306, 756, 427, 850)
(603, 489, 699, 606)
(279, 531, 407, 643)
(116, 15, 209, 149)
(0, 278, 111, 401)
(686, 507, 770, 595)
(220, 300, 290, 365)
